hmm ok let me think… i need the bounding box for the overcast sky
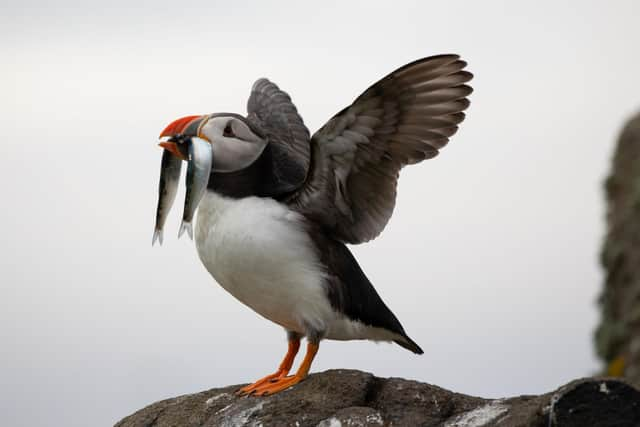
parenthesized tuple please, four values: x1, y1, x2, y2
(2, 1, 640, 426)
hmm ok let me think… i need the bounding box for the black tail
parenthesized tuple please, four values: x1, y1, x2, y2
(395, 335, 424, 354)
(314, 235, 425, 355)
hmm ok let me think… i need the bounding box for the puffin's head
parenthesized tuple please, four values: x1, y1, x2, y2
(158, 113, 267, 172)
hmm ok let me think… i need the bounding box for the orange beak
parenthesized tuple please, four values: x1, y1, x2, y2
(159, 115, 202, 138)
(158, 141, 187, 160)
(158, 115, 205, 160)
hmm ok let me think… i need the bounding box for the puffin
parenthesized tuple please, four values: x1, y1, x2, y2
(155, 54, 472, 396)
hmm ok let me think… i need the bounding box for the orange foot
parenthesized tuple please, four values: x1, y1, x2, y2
(240, 342, 319, 396)
(250, 373, 306, 396)
(236, 371, 287, 395)
(236, 338, 300, 396)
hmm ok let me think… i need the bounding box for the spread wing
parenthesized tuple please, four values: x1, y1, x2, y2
(288, 54, 473, 244)
(246, 79, 311, 195)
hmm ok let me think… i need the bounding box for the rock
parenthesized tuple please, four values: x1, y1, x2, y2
(115, 369, 640, 427)
(597, 111, 640, 385)
(547, 379, 640, 427)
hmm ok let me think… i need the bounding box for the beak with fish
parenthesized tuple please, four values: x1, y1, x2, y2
(152, 113, 269, 246)
(152, 119, 213, 245)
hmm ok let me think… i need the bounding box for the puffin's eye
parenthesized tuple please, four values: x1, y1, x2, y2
(223, 122, 235, 138)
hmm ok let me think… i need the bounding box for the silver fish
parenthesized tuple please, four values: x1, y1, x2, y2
(153, 149, 182, 245)
(179, 136, 213, 239)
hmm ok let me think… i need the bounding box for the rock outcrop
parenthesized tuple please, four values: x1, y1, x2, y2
(597, 111, 640, 385)
(115, 369, 640, 426)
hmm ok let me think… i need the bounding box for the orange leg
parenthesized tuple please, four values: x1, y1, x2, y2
(236, 338, 301, 395)
(250, 342, 319, 396)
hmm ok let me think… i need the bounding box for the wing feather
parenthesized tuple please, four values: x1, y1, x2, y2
(246, 78, 311, 194)
(288, 54, 473, 243)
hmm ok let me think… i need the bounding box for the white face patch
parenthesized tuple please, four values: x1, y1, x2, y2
(199, 116, 267, 172)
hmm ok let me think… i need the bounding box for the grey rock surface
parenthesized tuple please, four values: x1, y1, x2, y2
(115, 369, 640, 427)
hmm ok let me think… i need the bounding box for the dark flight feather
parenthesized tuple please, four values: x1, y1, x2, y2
(287, 54, 472, 244)
(246, 79, 311, 196)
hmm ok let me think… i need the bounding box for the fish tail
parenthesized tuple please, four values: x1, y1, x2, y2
(152, 229, 164, 246)
(178, 221, 193, 240)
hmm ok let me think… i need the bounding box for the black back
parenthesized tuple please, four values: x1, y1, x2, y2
(310, 229, 423, 354)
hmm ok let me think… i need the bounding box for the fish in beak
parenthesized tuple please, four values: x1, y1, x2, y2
(179, 136, 213, 239)
(157, 115, 205, 160)
(152, 148, 182, 245)
(153, 115, 212, 244)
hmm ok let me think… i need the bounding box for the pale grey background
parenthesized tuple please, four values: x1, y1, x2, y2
(2, 1, 639, 426)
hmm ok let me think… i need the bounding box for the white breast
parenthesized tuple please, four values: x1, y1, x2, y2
(194, 192, 334, 335)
